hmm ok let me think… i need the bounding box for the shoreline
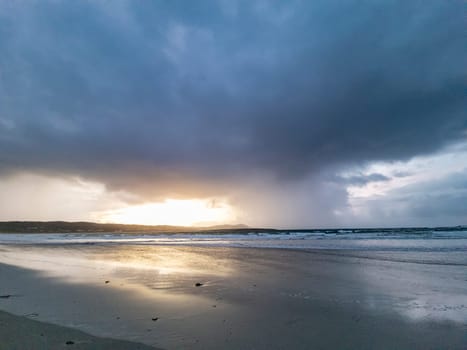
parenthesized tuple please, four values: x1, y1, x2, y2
(0, 309, 159, 350)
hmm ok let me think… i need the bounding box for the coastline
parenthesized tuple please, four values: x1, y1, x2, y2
(0, 311, 160, 350)
(0, 309, 158, 350)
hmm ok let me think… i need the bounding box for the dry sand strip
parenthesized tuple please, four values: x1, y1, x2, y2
(0, 310, 160, 350)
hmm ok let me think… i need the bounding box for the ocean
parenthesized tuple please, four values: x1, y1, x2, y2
(1, 228, 466, 252)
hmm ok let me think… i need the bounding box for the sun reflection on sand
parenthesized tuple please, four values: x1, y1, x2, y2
(0, 245, 235, 290)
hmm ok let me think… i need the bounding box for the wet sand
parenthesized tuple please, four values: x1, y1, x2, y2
(0, 245, 466, 349)
(0, 310, 157, 350)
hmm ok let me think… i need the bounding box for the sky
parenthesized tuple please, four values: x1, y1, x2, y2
(0, 0, 465, 228)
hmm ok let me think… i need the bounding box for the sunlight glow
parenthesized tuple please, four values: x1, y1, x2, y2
(96, 199, 234, 226)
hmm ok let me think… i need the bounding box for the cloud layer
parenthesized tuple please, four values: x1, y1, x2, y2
(0, 1, 465, 226)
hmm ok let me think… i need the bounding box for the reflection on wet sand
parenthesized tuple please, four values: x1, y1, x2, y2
(0, 245, 234, 285)
(0, 245, 466, 349)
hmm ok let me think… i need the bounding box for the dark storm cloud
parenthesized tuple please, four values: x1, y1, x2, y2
(339, 173, 390, 186)
(0, 0, 465, 196)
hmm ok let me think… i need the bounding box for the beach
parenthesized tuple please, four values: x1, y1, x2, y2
(0, 310, 156, 350)
(0, 240, 466, 349)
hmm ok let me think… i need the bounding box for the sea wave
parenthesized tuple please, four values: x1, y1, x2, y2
(0, 230, 466, 253)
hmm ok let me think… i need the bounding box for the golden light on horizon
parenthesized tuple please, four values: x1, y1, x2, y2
(95, 198, 234, 227)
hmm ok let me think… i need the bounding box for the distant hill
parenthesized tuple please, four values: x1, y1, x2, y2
(0, 221, 465, 235)
(0, 221, 253, 234)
